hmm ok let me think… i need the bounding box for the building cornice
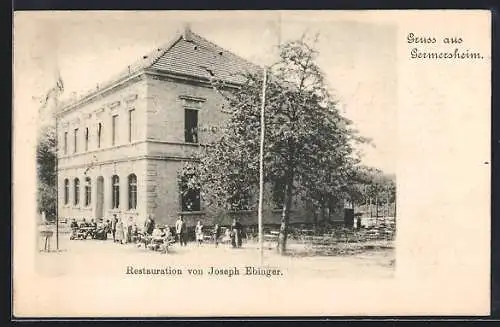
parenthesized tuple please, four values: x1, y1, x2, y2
(56, 68, 241, 119)
(56, 71, 146, 118)
(144, 69, 242, 90)
(58, 154, 195, 171)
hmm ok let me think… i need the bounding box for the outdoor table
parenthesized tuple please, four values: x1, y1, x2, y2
(79, 226, 96, 239)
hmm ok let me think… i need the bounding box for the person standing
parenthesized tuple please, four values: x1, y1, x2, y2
(175, 216, 187, 246)
(131, 223, 139, 243)
(116, 218, 125, 244)
(144, 215, 155, 236)
(111, 215, 118, 242)
(195, 221, 204, 246)
(213, 223, 221, 248)
(105, 219, 111, 235)
(126, 217, 134, 243)
(231, 218, 243, 248)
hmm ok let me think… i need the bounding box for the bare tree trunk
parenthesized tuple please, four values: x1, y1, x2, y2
(321, 199, 327, 224)
(312, 208, 318, 234)
(278, 173, 294, 255)
(369, 197, 372, 218)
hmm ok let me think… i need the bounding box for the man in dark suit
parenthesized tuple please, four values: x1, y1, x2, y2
(144, 215, 155, 236)
(111, 215, 118, 242)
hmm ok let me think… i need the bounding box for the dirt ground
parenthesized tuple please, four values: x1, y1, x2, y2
(36, 228, 395, 280)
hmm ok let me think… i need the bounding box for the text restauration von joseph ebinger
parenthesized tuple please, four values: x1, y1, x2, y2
(125, 266, 284, 277)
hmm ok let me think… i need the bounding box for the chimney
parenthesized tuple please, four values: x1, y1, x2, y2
(183, 23, 192, 41)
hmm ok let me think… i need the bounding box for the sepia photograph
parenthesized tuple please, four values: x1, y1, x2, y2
(13, 10, 490, 317)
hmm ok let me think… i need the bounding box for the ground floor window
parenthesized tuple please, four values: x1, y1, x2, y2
(64, 179, 69, 204)
(180, 175, 200, 212)
(128, 174, 137, 210)
(85, 177, 91, 206)
(112, 175, 120, 209)
(74, 178, 80, 205)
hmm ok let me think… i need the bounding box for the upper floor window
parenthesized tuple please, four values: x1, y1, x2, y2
(73, 128, 79, 153)
(184, 109, 198, 143)
(128, 109, 136, 143)
(112, 115, 118, 146)
(84, 127, 89, 151)
(63, 132, 68, 154)
(84, 177, 91, 206)
(182, 98, 203, 144)
(97, 123, 102, 148)
(128, 174, 137, 210)
(64, 179, 69, 204)
(111, 175, 120, 209)
(74, 178, 80, 205)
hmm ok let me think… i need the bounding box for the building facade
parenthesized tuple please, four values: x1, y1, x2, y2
(56, 28, 344, 228)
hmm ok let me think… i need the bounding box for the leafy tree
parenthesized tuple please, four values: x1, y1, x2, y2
(36, 125, 56, 221)
(180, 34, 367, 254)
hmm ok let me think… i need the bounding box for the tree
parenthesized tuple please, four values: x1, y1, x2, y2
(180, 34, 367, 254)
(37, 125, 57, 221)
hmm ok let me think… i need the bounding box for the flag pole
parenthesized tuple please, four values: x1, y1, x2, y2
(258, 67, 267, 266)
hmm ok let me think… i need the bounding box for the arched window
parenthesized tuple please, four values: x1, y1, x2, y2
(74, 178, 80, 205)
(111, 175, 120, 209)
(64, 179, 69, 204)
(128, 174, 137, 210)
(85, 177, 92, 206)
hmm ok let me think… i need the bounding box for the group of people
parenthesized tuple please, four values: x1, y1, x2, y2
(191, 217, 244, 248)
(69, 214, 246, 249)
(69, 218, 109, 240)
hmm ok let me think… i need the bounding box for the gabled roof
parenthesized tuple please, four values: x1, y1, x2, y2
(59, 28, 261, 111)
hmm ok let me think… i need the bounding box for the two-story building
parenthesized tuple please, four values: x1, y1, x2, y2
(56, 27, 345, 228)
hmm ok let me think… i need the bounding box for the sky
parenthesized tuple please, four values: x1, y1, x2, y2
(15, 11, 397, 174)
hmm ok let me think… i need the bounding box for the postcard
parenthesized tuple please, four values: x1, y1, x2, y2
(12, 10, 491, 317)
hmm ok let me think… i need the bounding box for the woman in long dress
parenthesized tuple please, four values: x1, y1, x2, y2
(195, 221, 204, 246)
(115, 219, 125, 244)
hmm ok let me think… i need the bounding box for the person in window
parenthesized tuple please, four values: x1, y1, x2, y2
(195, 221, 204, 246)
(175, 216, 187, 246)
